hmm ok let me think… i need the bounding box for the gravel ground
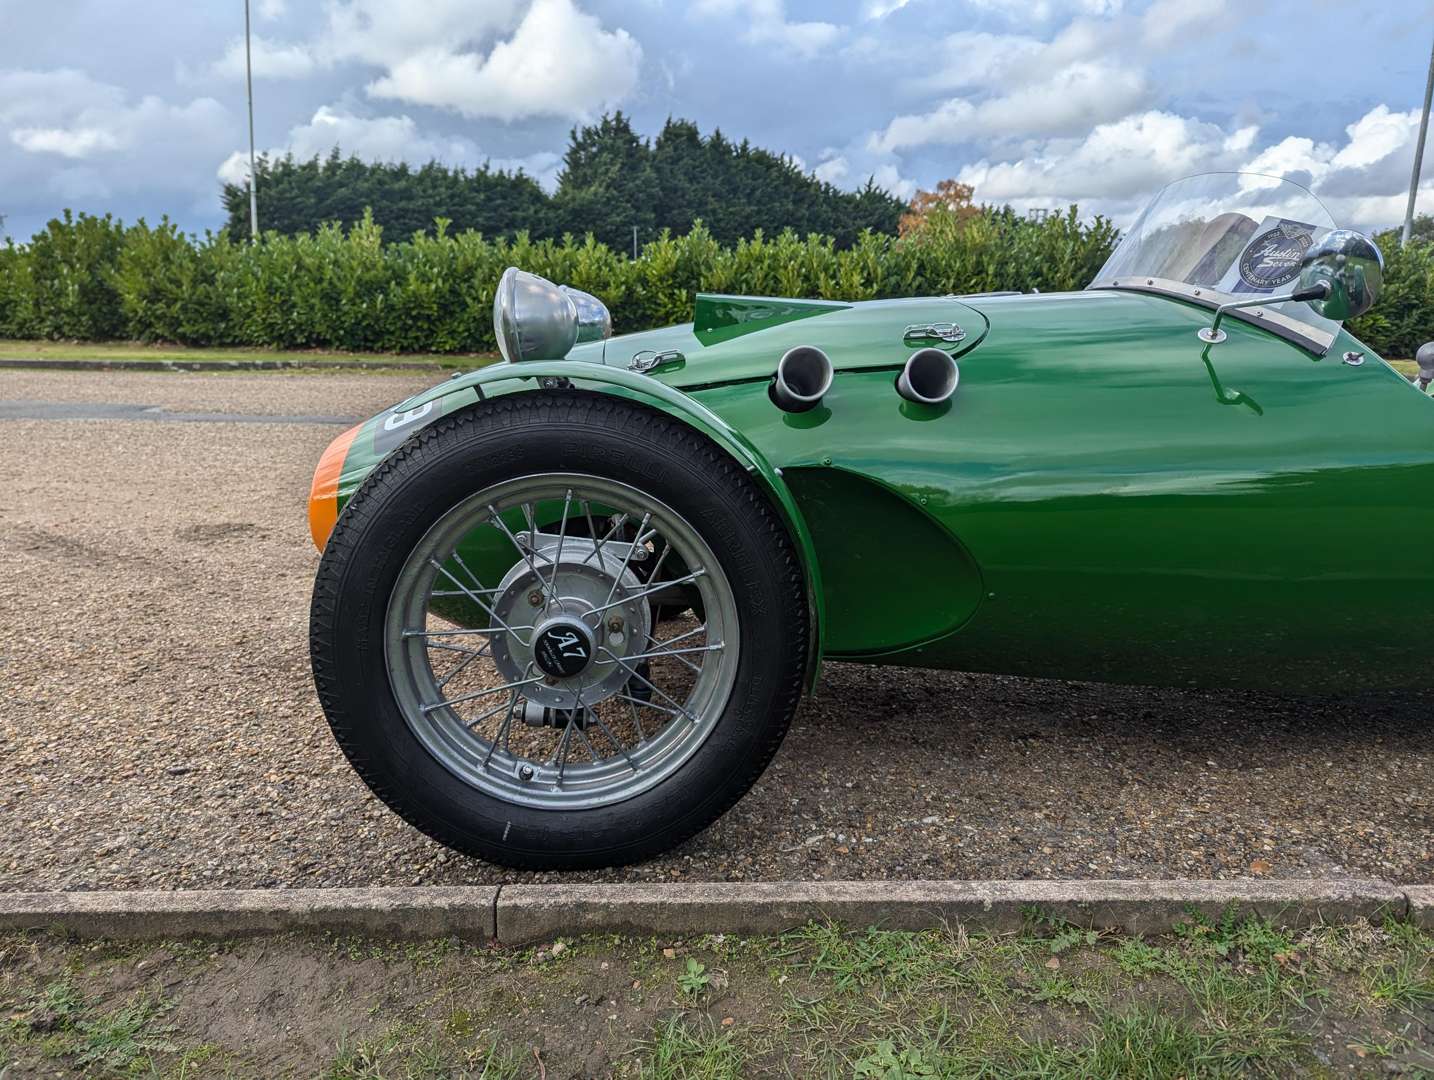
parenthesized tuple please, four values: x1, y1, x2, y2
(1, 369, 1431, 891)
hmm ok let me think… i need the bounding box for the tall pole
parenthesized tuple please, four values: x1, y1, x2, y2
(1402, 33, 1434, 247)
(244, 0, 260, 242)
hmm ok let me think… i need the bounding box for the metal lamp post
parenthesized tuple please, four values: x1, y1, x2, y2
(244, 0, 260, 242)
(1402, 33, 1434, 247)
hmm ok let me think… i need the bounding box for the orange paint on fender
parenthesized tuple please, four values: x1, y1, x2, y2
(308, 423, 362, 551)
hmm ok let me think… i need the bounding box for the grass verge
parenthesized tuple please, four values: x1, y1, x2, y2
(1, 911, 1430, 1078)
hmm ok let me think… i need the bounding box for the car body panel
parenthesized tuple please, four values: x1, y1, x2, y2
(571, 294, 989, 387)
(309, 287, 1434, 694)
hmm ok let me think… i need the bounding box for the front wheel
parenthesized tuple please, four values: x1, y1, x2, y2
(309, 390, 808, 869)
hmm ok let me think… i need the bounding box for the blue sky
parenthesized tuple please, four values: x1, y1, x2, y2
(2, 0, 1432, 242)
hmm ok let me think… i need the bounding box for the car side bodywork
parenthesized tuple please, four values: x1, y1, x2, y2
(310, 287, 1434, 695)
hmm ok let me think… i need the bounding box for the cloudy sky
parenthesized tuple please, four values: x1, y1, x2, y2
(2, 0, 1433, 242)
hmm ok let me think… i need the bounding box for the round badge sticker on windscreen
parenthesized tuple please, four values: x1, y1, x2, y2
(1218, 217, 1323, 294)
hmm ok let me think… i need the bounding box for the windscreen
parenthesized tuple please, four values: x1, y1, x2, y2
(1090, 172, 1342, 350)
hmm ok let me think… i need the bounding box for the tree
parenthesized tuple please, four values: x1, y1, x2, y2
(218, 114, 909, 250)
(221, 150, 552, 241)
(550, 112, 659, 251)
(899, 180, 980, 237)
(646, 121, 905, 246)
(651, 119, 718, 238)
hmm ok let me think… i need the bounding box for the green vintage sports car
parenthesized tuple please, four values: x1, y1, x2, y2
(308, 172, 1411, 869)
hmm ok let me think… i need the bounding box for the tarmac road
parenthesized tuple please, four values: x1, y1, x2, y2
(1, 368, 1430, 891)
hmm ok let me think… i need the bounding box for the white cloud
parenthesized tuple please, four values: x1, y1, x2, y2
(1235, 106, 1424, 208)
(938, 102, 1430, 234)
(871, 163, 916, 199)
(1223, 125, 1258, 154)
(1140, 0, 1226, 48)
(871, 6, 1180, 155)
(905, 31, 1044, 94)
(1331, 106, 1412, 173)
(0, 69, 228, 163)
(867, 1, 1238, 157)
(863, 0, 912, 16)
(1241, 135, 1325, 188)
(1318, 105, 1420, 199)
(956, 111, 1232, 206)
(874, 59, 1147, 151)
(848, 0, 1430, 230)
(257, 0, 286, 19)
(0, 68, 236, 228)
(201, 0, 641, 122)
(0, 68, 125, 126)
(364, 0, 641, 121)
(814, 155, 849, 184)
(215, 152, 251, 187)
(11, 126, 120, 158)
(692, 0, 841, 58)
(323, 0, 526, 68)
(217, 104, 486, 184)
(963, 0, 1123, 20)
(216, 105, 566, 192)
(1262, 106, 1426, 229)
(211, 35, 316, 80)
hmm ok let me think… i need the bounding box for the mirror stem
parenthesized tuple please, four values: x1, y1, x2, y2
(1196, 281, 1330, 344)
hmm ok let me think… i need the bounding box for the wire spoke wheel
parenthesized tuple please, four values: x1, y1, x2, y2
(311, 391, 805, 868)
(385, 474, 740, 810)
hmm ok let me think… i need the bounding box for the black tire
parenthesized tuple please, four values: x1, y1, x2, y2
(309, 390, 807, 869)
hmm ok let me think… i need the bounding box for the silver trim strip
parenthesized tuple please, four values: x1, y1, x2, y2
(1088, 277, 1335, 354)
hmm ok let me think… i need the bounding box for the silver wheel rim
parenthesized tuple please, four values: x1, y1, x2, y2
(385, 474, 740, 810)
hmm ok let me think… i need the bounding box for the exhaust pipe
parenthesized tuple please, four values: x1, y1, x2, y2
(896, 347, 959, 405)
(770, 346, 834, 412)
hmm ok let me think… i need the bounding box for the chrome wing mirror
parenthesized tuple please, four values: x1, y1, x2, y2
(1296, 229, 1383, 322)
(1197, 229, 1383, 346)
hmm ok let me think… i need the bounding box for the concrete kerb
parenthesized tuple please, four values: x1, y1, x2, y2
(0, 887, 499, 941)
(494, 879, 1409, 944)
(1407, 885, 1434, 928)
(0, 880, 1414, 944)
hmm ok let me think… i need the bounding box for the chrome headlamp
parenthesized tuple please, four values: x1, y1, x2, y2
(493, 267, 611, 363)
(562, 285, 612, 344)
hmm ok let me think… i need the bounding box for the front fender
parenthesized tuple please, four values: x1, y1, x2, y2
(309, 361, 826, 691)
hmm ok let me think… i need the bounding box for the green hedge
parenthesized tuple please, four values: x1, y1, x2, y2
(0, 207, 1116, 354)
(0, 207, 1427, 357)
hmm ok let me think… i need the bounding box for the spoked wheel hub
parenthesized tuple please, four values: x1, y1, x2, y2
(486, 527, 654, 708)
(384, 473, 739, 810)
